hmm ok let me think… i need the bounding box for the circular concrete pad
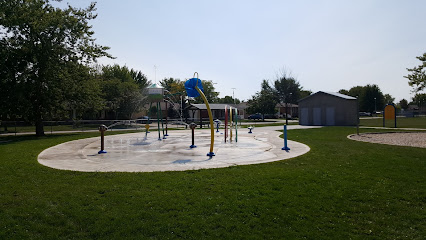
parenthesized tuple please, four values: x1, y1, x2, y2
(38, 126, 312, 172)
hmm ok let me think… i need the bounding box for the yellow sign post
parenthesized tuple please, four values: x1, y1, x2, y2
(383, 104, 397, 128)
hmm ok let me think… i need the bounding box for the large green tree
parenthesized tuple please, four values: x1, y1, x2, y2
(405, 53, 426, 92)
(412, 93, 426, 108)
(247, 80, 277, 120)
(340, 85, 387, 112)
(399, 99, 409, 110)
(339, 87, 364, 98)
(300, 90, 312, 100)
(100, 65, 149, 119)
(274, 72, 302, 124)
(383, 94, 395, 105)
(359, 85, 384, 112)
(274, 73, 302, 105)
(192, 80, 219, 104)
(0, 0, 111, 136)
(160, 78, 185, 95)
(217, 96, 240, 104)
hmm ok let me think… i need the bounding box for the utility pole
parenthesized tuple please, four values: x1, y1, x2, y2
(285, 93, 292, 125)
(154, 65, 157, 84)
(231, 88, 236, 104)
(374, 97, 377, 114)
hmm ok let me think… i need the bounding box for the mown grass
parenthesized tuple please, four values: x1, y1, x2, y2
(0, 127, 425, 239)
(360, 116, 426, 129)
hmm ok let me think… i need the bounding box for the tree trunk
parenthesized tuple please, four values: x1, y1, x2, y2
(35, 118, 45, 136)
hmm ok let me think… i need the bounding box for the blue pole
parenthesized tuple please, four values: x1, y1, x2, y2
(282, 125, 290, 151)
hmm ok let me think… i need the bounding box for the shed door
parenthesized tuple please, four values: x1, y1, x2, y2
(326, 107, 335, 126)
(300, 108, 309, 125)
(313, 108, 321, 125)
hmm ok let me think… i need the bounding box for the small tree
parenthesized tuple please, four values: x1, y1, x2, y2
(218, 96, 240, 104)
(399, 99, 409, 110)
(383, 94, 395, 105)
(193, 80, 219, 103)
(274, 72, 302, 124)
(160, 78, 185, 95)
(412, 93, 426, 108)
(247, 80, 277, 121)
(100, 65, 148, 119)
(338, 89, 350, 95)
(274, 73, 301, 105)
(360, 84, 384, 113)
(405, 53, 426, 92)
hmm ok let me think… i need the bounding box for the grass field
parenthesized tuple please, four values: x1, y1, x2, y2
(0, 127, 425, 239)
(360, 116, 426, 129)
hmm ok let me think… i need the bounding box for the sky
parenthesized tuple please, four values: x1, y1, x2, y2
(56, 0, 425, 102)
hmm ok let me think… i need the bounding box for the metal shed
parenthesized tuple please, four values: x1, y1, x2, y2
(298, 91, 357, 126)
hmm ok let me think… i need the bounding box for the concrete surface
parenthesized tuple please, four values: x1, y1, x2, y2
(38, 125, 319, 172)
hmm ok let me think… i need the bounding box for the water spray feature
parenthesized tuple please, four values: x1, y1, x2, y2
(248, 126, 253, 133)
(39, 125, 313, 172)
(163, 90, 186, 136)
(224, 106, 228, 142)
(189, 122, 197, 148)
(147, 83, 166, 141)
(214, 119, 221, 133)
(282, 125, 290, 151)
(98, 124, 108, 154)
(185, 72, 215, 157)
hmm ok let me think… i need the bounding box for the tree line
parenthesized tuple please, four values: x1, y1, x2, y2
(2, 1, 425, 136)
(0, 0, 234, 136)
(246, 72, 311, 119)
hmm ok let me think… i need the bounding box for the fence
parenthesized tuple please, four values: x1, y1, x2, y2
(1, 116, 260, 135)
(0, 119, 188, 135)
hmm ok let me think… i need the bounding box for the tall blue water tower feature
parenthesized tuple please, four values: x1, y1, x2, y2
(185, 78, 204, 97)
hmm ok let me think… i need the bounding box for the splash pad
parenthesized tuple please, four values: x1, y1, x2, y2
(38, 126, 312, 172)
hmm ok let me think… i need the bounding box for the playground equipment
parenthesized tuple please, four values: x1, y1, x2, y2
(225, 106, 228, 141)
(214, 119, 221, 133)
(98, 124, 108, 154)
(248, 126, 253, 133)
(147, 83, 166, 140)
(185, 72, 215, 157)
(281, 125, 290, 151)
(230, 107, 233, 142)
(383, 104, 397, 128)
(189, 122, 197, 148)
(234, 107, 238, 142)
(163, 90, 187, 136)
(144, 123, 150, 138)
(224, 105, 238, 143)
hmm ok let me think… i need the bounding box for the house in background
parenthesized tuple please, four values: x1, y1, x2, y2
(187, 103, 245, 120)
(276, 103, 298, 118)
(298, 91, 357, 126)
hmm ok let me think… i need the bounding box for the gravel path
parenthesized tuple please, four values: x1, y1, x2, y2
(348, 132, 426, 148)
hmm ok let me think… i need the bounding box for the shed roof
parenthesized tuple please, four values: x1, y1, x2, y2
(188, 104, 238, 110)
(298, 91, 356, 102)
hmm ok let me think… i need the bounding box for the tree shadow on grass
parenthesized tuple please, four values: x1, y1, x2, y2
(0, 133, 84, 146)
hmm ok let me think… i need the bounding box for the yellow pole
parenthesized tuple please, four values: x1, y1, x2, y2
(195, 86, 215, 156)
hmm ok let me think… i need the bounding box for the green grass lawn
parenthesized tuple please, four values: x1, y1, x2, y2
(0, 128, 425, 239)
(360, 116, 426, 129)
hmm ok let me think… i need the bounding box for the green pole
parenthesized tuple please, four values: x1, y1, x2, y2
(160, 101, 166, 139)
(235, 108, 238, 142)
(157, 102, 161, 140)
